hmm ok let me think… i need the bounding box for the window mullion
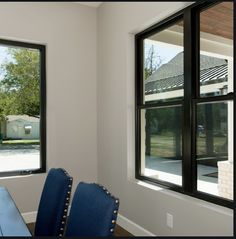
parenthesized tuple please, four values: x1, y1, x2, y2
(183, 7, 198, 193)
(135, 36, 144, 106)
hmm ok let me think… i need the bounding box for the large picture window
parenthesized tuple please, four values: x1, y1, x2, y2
(135, 1, 234, 208)
(0, 39, 46, 176)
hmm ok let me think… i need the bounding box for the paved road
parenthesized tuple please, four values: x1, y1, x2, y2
(0, 145, 40, 172)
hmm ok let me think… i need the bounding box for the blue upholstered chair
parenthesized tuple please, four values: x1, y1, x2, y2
(65, 182, 119, 237)
(34, 168, 73, 237)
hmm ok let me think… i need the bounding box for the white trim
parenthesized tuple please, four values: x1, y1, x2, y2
(136, 180, 233, 217)
(117, 213, 156, 236)
(21, 211, 156, 236)
(77, 2, 102, 8)
(22, 211, 37, 223)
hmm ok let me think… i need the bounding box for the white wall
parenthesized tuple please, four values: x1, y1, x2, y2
(97, 2, 233, 236)
(0, 2, 97, 213)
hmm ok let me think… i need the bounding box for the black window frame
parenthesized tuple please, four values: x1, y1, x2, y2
(135, 0, 235, 209)
(0, 39, 46, 177)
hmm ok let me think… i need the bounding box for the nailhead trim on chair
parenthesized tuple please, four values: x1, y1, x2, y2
(92, 183, 120, 236)
(58, 169, 73, 237)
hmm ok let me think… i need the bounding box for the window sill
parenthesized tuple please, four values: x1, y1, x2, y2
(134, 179, 233, 216)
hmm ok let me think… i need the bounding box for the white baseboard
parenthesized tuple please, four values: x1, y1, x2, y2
(22, 211, 37, 223)
(22, 205, 72, 224)
(117, 214, 156, 236)
(22, 211, 155, 236)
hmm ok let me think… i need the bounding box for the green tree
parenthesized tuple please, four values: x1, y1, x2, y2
(0, 48, 40, 118)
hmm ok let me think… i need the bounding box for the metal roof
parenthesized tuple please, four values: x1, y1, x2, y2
(6, 115, 39, 123)
(145, 52, 228, 95)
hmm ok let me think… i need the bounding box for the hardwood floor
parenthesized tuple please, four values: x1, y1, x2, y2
(27, 223, 133, 237)
(114, 224, 133, 237)
(26, 223, 34, 235)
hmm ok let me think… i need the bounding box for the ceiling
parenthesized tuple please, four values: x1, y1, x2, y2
(78, 2, 102, 8)
(200, 2, 233, 40)
(77, 2, 233, 40)
(177, 2, 233, 40)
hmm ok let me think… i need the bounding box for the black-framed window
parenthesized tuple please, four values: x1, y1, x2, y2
(135, 1, 234, 208)
(0, 39, 46, 176)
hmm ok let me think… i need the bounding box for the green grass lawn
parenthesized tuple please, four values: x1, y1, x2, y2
(151, 135, 176, 157)
(150, 134, 227, 157)
(2, 139, 40, 145)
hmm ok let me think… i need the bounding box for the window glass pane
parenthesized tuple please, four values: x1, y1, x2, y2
(141, 106, 182, 185)
(144, 20, 184, 103)
(0, 44, 41, 172)
(200, 2, 233, 97)
(196, 101, 233, 200)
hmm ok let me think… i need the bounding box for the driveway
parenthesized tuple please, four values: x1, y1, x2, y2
(0, 145, 40, 172)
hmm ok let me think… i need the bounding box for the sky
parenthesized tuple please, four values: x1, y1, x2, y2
(0, 48, 6, 65)
(0, 46, 13, 81)
(144, 39, 183, 69)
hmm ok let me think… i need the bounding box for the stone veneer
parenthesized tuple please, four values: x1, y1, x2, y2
(217, 161, 233, 200)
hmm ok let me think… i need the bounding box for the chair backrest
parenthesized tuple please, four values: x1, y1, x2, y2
(34, 168, 73, 237)
(65, 182, 119, 237)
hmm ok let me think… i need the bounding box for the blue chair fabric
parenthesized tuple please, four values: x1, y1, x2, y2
(65, 182, 119, 237)
(34, 168, 73, 237)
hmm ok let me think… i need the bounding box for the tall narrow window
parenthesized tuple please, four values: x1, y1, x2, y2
(138, 19, 184, 186)
(0, 40, 46, 175)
